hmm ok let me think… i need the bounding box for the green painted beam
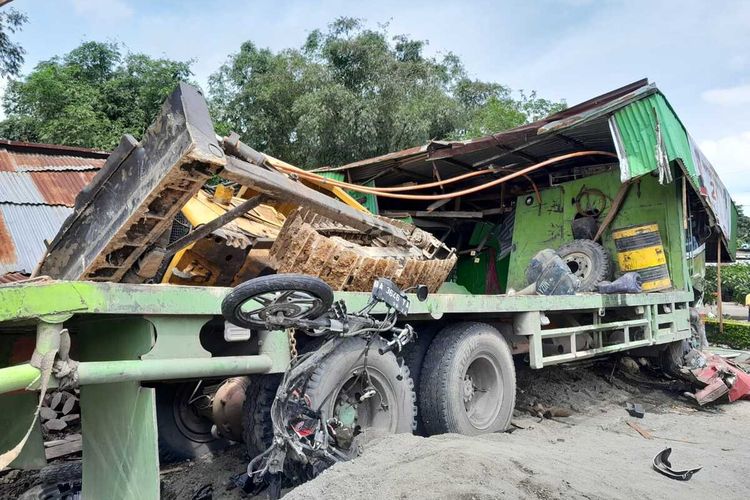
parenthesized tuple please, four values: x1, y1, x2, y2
(0, 280, 694, 325)
(0, 363, 39, 393)
(77, 355, 273, 385)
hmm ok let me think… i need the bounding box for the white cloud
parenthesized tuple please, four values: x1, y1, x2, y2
(702, 84, 750, 106)
(70, 0, 133, 23)
(700, 132, 750, 205)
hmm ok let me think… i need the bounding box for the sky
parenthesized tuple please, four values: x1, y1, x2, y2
(5, 0, 750, 207)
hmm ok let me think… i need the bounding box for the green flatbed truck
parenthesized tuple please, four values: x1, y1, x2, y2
(0, 79, 737, 498)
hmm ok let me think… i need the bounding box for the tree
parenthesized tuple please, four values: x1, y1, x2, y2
(0, 7, 27, 77)
(210, 18, 564, 168)
(737, 205, 750, 248)
(0, 41, 192, 150)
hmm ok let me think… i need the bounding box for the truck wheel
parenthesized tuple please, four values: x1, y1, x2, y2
(242, 374, 281, 457)
(156, 382, 229, 463)
(557, 239, 611, 292)
(305, 337, 416, 441)
(402, 326, 437, 435)
(420, 322, 516, 436)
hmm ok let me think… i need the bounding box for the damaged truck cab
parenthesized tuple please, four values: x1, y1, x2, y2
(0, 79, 737, 498)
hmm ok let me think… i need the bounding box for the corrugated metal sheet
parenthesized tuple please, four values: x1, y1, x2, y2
(8, 152, 106, 172)
(0, 141, 107, 275)
(0, 272, 28, 283)
(0, 171, 96, 206)
(0, 209, 16, 265)
(613, 93, 697, 180)
(30, 171, 97, 206)
(0, 204, 73, 274)
(0, 172, 44, 205)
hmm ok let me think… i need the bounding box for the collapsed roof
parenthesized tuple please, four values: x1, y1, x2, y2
(315, 79, 736, 260)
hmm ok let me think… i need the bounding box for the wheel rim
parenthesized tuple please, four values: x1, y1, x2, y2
(563, 251, 593, 282)
(173, 383, 215, 443)
(238, 290, 323, 326)
(462, 354, 504, 430)
(330, 367, 399, 436)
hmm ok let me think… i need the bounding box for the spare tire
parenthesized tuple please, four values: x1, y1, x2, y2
(556, 239, 611, 292)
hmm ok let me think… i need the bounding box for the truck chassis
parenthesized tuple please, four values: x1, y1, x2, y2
(0, 279, 690, 498)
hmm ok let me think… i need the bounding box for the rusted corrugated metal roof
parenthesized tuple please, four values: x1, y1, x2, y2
(0, 140, 108, 274)
(0, 204, 74, 274)
(0, 170, 97, 206)
(30, 171, 97, 206)
(7, 152, 106, 172)
(0, 272, 28, 284)
(324, 79, 650, 184)
(0, 172, 44, 205)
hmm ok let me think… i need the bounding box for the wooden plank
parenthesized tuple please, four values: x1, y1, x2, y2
(45, 434, 82, 460)
(382, 210, 482, 219)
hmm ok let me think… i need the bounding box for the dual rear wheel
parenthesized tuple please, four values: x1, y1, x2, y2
(418, 322, 516, 435)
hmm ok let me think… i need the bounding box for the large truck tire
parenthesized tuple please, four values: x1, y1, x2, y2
(156, 382, 230, 463)
(242, 374, 282, 458)
(402, 326, 438, 435)
(556, 239, 611, 292)
(305, 337, 416, 435)
(420, 322, 516, 436)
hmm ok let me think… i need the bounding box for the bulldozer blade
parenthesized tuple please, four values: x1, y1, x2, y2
(37, 83, 226, 281)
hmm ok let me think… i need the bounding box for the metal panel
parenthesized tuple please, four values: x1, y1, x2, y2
(0, 172, 44, 204)
(0, 205, 73, 274)
(29, 171, 96, 206)
(9, 152, 105, 172)
(77, 318, 159, 500)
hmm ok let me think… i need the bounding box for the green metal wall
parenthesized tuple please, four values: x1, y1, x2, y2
(321, 171, 379, 214)
(455, 222, 510, 294)
(507, 168, 689, 292)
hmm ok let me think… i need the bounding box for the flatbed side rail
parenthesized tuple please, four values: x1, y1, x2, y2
(0, 280, 694, 323)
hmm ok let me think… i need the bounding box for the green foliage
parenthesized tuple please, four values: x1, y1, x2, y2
(0, 7, 27, 77)
(737, 205, 750, 248)
(210, 18, 565, 168)
(705, 319, 750, 350)
(0, 42, 192, 150)
(704, 263, 750, 304)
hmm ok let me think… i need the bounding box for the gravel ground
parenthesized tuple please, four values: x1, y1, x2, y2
(6, 357, 749, 499)
(160, 359, 750, 499)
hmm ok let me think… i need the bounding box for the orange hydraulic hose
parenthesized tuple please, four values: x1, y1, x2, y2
(290, 164, 498, 192)
(274, 151, 617, 201)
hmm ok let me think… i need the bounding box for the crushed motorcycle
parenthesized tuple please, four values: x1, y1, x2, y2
(220, 273, 427, 496)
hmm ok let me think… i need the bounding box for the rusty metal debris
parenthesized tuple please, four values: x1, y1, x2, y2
(37, 83, 457, 292)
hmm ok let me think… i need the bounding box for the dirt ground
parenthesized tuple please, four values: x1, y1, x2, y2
(157, 358, 750, 500)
